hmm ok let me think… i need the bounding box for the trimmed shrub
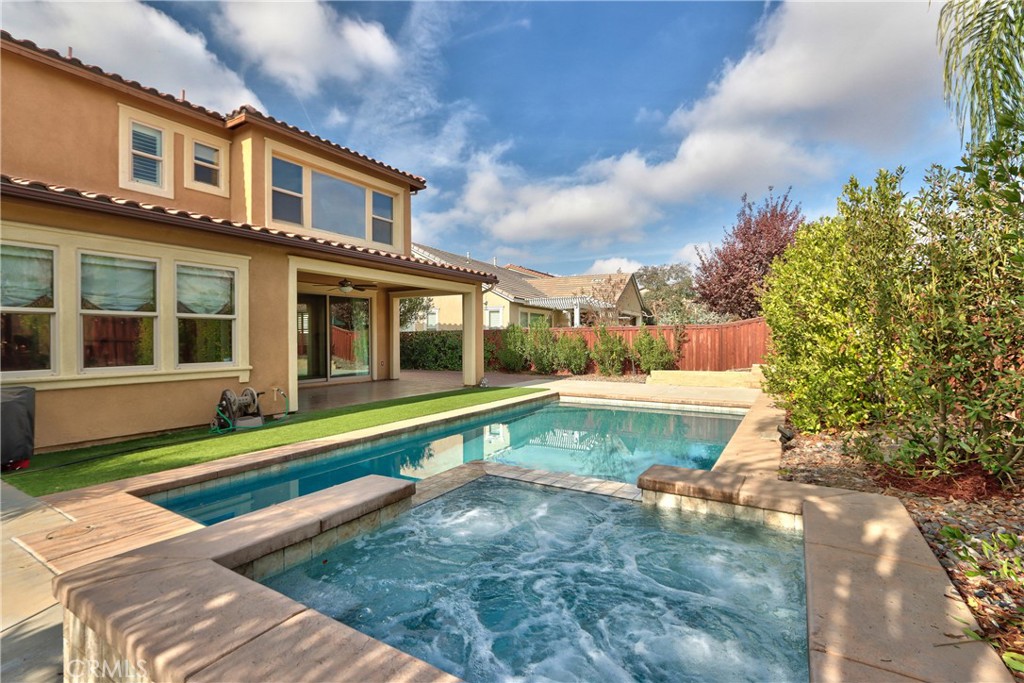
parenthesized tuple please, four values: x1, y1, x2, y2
(632, 325, 678, 373)
(527, 318, 558, 374)
(400, 331, 462, 370)
(496, 324, 529, 372)
(555, 333, 590, 375)
(591, 326, 632, 376)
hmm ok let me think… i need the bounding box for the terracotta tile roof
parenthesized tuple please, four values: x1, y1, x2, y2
(503, 264, 555, 278)
(0, 31, 426, 190)
(529, 273, 633, 301)
(1, 175, 495, 283)
(225, 106, 425, 188)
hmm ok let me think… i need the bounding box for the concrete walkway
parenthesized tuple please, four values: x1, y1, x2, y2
(1, 481, 67, 682)
(300, 369, 759, 412)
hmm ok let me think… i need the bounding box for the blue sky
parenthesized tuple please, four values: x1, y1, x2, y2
(4, 1, 963, 275)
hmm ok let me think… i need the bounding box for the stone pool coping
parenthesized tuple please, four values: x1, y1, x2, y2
(637, 465, 1012, 682)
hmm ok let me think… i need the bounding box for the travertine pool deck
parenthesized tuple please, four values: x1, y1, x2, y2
(4, 385, 1014, 682)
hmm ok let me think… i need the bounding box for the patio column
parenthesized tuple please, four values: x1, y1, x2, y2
(462, 286, 484, 385)
(389, 292, 402, 380)
(573, 303, 581, 327)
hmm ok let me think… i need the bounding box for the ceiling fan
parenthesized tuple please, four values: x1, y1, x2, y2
(315, 278, 378, 293)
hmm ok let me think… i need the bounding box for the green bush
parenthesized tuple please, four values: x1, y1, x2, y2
(400, 331, 462, 370)
(761, 172, 911, 432)
(591, 326, 632, 376)
(555, 333, 590, 374)
(527, 318, 558, 374)
(632, 325, 678, 373)
(496, 324, 529, 372)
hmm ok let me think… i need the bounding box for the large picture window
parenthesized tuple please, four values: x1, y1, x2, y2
(270, 154, 399, 247)
(80, 254, 157, 368)
(1, 245, 55, 372)
(176, 265, 235, 364)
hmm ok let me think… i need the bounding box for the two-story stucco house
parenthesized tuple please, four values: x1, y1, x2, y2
(0, 32, 496, 450)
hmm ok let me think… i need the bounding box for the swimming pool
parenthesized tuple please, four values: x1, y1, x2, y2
(264, 476, 808, 682)
(155, 399, 742, 525)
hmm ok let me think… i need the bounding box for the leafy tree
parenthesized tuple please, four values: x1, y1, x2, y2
(695, 188, 803, 318)
(635, 264, 730, 324)
(399, 297, 434, 329)
(496, 324, 529, 372)
(938, 0, 1024, 145)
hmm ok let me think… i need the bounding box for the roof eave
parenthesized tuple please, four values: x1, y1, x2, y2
(0, 180, 494, 284)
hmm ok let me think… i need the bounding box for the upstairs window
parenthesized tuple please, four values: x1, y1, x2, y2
(272, 157, 304, 225)
(130, 123, 164, 186)
(269, 152, 400, 248)
(80, 254, 157, 369)
(192, 142, 220, 187)
(0, 245, 55, 373)
(312, 171, 364, 238)
(372, 192, 394, 244)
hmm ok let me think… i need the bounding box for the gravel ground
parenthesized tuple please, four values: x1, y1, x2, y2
(780, 433, 1024, 679)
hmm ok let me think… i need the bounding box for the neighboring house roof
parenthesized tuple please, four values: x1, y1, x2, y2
(529, 273, 633, 301)
(503, 264, 555, 278)
(412, 244, 643, 314)
(0, 31, 426, 190)
(412, 244, 549, 302)
(1, 176, 496, 283)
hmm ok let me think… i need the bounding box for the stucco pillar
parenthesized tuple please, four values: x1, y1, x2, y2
(389, 292, 402, 380)
(573, 303, 581, 327)
(462, 286, 484, 385)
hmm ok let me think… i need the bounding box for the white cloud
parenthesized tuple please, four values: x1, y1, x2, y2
(422, 2, 948, 252)
(323, 107, 349, 129)
(634, 107, 666, 125)
(672, 243, 713, 268)
(2, 1, 262, 113)
(217, 2, 399, 98)
(586, 258, 643, 274)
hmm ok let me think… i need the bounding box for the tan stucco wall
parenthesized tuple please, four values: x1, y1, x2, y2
(616, 280, 646, 323)
(431, 291, 512, 329)
(1, 48, 233, 218)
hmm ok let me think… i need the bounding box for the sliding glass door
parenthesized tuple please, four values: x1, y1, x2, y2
(297, 294, 370, 380)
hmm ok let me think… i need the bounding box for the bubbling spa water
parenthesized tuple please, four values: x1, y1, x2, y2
(264, 478, 808, 682)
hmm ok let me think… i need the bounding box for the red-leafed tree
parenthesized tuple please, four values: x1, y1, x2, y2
(694, 188, 803, 318)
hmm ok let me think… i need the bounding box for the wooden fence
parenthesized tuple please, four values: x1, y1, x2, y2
(484, 318, 769, 372)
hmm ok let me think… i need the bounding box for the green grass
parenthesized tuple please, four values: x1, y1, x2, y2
(2, 387, 544, 497)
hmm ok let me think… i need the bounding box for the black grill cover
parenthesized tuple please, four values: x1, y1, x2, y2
(1, 386, 36, 467)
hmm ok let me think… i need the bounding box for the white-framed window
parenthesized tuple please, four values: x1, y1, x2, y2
(485, 306, 502, 329)
(176, 264, 236, 365)
(79, 253, 158, 369)
(130, 123, 164, 187)
(118, 105, 175, 199)
(271, 157, 304, 225)
(426, 308, 439, 330)
(269, 151, 401, 249)
(183, 135, 230, 197)
(371, 192, 394, 244)
(0, 244, 56, 375)
(519, 311, 547, 328)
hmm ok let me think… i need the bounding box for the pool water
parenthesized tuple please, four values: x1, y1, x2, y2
(264, 477, 808, 683)
(156, 400, 741, 525)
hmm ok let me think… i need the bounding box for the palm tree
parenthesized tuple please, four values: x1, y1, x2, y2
(938, 0, 1023, 145)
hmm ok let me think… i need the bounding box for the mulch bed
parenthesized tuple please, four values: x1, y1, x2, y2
(780, 432, 1024, 679)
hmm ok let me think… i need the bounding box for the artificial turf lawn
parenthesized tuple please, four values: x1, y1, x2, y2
(2, 387, 544, 497)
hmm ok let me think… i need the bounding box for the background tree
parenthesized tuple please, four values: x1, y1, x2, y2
(399, 297, 433, 329)
(694, 188, 802, 318)
(938, 0, 1023, 145)
(636, 263, 731, 324)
